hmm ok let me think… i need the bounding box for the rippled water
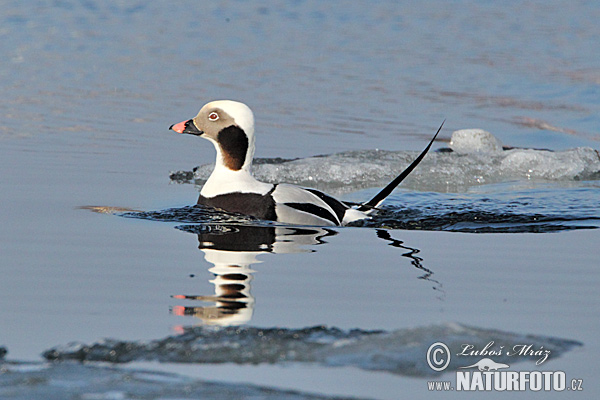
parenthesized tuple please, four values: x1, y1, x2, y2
(122, 184, 600, 233)
(1, 1, 599, 399)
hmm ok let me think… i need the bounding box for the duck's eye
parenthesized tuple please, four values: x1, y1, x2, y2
(208, 112, 219, 121)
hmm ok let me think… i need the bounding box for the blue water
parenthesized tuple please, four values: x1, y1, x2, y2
(1, 1, 599, 399)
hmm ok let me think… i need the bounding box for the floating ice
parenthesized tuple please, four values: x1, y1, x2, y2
(500, 147, 600, 180)
(43, 323, 581, 377)
(449, 129, 504, 153)
(171, 132, 599, 194)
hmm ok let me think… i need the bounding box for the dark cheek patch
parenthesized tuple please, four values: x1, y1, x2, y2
(218, 126, 248, 171)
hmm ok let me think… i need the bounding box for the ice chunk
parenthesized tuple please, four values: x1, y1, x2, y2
(449, 129, 504, 154)
(43, 323, 582, 377)
(501, 147, 600, 180)
(177, 145, 598, 194)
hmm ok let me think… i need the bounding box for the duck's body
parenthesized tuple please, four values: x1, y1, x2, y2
(196, 183, 364, 226)
(170, 100, 440, 226)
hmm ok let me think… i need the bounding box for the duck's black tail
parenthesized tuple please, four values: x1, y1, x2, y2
(355, 121, 444, 212)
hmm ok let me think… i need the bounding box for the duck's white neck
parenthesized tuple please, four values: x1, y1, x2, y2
(200, 140, 272, 197)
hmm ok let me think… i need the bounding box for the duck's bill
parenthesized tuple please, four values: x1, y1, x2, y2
(169, 119, 204, 136)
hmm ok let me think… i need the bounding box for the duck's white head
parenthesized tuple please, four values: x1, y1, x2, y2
(170, 100, 256, 172)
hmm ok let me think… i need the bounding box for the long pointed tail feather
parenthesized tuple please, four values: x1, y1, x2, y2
(356, 121, 444, 212)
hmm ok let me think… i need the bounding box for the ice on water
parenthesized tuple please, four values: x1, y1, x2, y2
(41, 323, 581, 378)
(449, 129, 504, 154)
(182, 130, 599, 194)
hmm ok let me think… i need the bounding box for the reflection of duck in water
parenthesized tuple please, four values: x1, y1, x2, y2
(171, 249, 257, 327)
(172, 224, 335, 326)
(171, 224, 442, 326)
(170, 100, 441, 226)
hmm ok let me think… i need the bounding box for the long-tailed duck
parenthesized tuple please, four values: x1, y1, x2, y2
(170, 100, 441, 226)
